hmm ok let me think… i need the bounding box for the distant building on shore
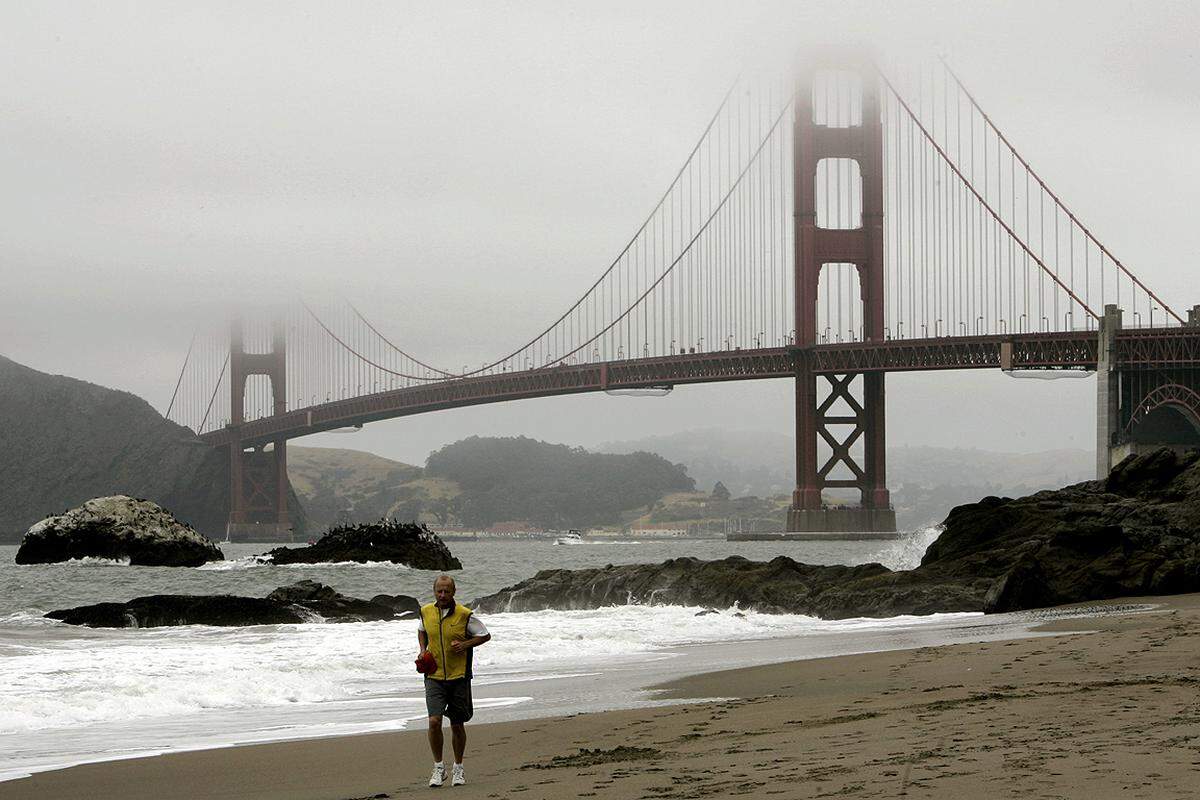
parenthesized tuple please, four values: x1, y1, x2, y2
(629, 524, 688, 538)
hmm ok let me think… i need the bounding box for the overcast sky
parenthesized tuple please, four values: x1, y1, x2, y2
(2, 1, 1198, 466)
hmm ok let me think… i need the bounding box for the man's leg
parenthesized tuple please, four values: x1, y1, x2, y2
(448, 681, 473, 786)
(451, 722, 466, 763)
(427, 715, 444, 762)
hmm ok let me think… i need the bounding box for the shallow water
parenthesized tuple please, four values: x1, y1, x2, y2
(0, 529, 969, 781)
(0, 532, 939, 617)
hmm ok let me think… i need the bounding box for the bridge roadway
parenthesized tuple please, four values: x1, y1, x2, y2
(200, 327, 1200, 449)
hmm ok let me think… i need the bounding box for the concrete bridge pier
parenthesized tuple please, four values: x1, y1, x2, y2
(1095, 304, 1122, 478)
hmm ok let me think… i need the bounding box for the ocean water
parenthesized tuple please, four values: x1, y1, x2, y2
(0, 527, 1016, 781)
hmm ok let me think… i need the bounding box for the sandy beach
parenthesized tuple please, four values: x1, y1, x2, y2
(6, 593, 1199, 800)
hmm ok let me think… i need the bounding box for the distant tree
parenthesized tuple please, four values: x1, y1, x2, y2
(424, 436, 695, 528)
(711, 481, 731, 501)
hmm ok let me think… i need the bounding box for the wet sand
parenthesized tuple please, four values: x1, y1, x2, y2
(7, 593, 1200, 799)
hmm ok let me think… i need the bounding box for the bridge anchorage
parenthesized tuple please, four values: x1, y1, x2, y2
(166, 53, 1200, 541)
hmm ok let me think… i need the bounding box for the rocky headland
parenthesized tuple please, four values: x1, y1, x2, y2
(474, 449, 1200, 618)
(0, 354, 306, 541)
(15, 495, 223, 567)
(261, 519, 461, 570)
(46, 580, 420, 627)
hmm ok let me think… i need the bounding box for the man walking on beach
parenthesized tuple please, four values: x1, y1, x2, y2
(418, 574, 491, 788)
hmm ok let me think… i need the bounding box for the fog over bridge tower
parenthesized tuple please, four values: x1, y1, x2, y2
(227, 318, 292, 542)
(789, 57, 895, 533)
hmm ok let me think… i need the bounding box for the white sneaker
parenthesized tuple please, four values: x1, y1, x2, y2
(451, 764, 466, 786)
(429, 763, 446, 787)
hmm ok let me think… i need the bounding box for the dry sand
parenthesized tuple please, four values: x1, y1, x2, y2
(6, 594, 1200, 799)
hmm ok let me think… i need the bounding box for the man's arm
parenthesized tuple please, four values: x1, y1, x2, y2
(449, 616, 491, 653)
(418, 628, 429, 655)
(449, 633, 490, 653)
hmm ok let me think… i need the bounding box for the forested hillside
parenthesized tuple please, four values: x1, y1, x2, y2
(424, 436, 695, 528)
(290, 438, 695, 532)
(287, 447, 454, 532)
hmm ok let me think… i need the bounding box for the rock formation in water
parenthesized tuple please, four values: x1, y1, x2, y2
(15, 495, 223, 567)
(369, 593, 423, 617)
(46, 580, 417, 627)
(261, 519, 462, 569)
(474, 449, 1200, 618)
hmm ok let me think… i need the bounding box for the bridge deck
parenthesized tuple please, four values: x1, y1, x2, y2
(199, 327, 1200, 448)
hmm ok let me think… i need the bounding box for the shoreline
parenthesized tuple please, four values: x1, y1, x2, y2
(7, 593, 1198, 799)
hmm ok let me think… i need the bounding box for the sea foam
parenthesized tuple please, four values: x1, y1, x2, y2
(197, 557, 412, 571)
(61, 557, 132, 567)
(0, 604, 972, 736)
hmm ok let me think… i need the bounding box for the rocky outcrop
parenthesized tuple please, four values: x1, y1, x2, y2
(46, 580, 412, 627)
(475, 449, 1200, 618)
(15, 496, 223, 567)
(262, 519, 461, 569)
(370, 593, 422, 617)
(936, 447, 1200, 613)
(473, 556, 981, 618)
(264, 580, 415, 621)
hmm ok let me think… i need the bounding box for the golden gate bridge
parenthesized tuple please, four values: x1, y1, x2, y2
(164, 54, 1200, 540)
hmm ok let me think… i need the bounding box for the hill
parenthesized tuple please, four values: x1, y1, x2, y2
(0, 354, 305, 542)
(424, 436, 695, 529)
(290, 437, 696, 532)
(287, 446, 458, 531)
(600, 429, 794, 498)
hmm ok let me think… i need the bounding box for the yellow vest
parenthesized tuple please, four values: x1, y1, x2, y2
(420, 602, 474, 681)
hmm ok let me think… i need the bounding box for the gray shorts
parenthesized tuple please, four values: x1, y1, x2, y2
(425, 677, 473, 723)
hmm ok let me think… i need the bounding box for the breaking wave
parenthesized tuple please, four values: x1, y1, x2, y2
(197, 557, 411, 571)
(872, 525, 943, 571)
(61, 557, 132, 567)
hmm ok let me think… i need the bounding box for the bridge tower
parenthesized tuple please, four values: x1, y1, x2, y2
(226, 318, 293, 542)
(789, 59, 896, 533)
(1097, 303, 1200, 477)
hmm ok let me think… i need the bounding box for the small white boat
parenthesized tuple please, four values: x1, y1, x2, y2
(553, 530, 584, 545)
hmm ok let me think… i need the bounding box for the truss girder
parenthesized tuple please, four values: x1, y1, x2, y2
(1115, 329, 1200, 367)
(806, 332, 1099, 373)
(198, 328, 1200, 450)
(201, 348, 797, 448)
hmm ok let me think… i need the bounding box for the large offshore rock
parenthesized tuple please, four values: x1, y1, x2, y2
(46, 580, 400, 627)
(15, 495, 223, 567)
(475, 449, 1200, 618)
(262, 519, 461, 570)
(46, 595, 307, 627)
(472, 556, 982, 618)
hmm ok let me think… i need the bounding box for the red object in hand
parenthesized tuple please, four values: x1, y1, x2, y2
(415, 651, 437, 675)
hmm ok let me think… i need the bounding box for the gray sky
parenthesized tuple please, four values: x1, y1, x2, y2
(2, 1, 1198, 466)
